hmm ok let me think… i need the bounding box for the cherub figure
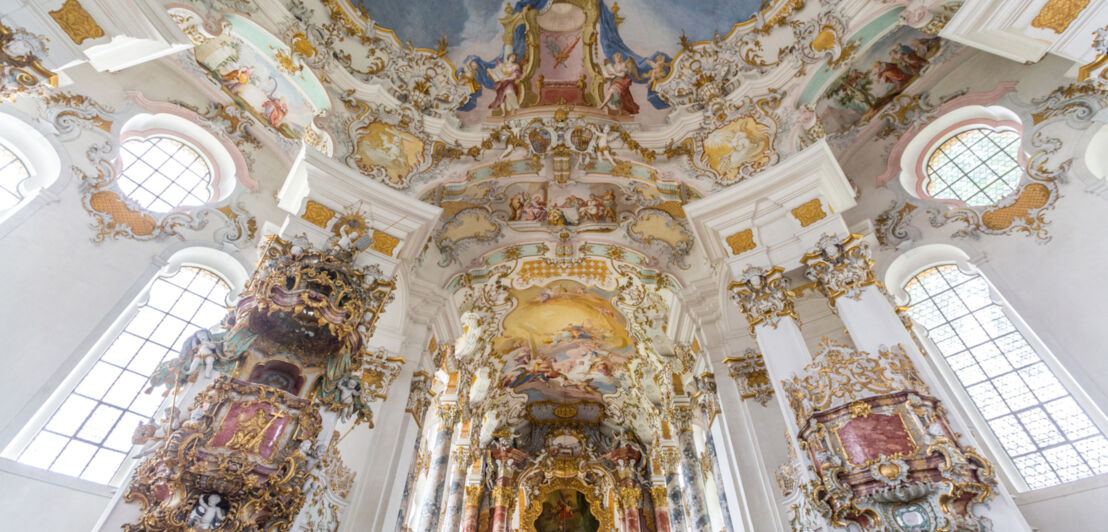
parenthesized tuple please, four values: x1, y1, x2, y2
(336, 375, 362, 422)
(184, 330, 221, 379)
(188, 494, 226, 530)
(132, 406, 182, 458)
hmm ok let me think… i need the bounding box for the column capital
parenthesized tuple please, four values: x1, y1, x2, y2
(491, 485, 515, 507)
(722, 348, 774, 406)
(728, 265, 797, 332)
(649, 485, 669, 507)
(464, 485, 483, 506)
(618, 486, 642, 509)
(801, 233, 880, 307)
(437, 402, 462, 427)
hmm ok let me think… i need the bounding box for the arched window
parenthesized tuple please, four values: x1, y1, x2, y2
(0, 143, 31, 211)
(9, 264, 232, 484)
(924, 127, 1022, 206)
(904, 265, 1108, 489)
(118, 136, 214, 212)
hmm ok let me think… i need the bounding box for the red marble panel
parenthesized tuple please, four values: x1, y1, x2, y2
(210, 401, 291, 460)
(836, 413, 915, 467)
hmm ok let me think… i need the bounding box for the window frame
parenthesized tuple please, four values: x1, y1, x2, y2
(921, 124, 1024, 207)
(886, 245, 1108, 494)
(0, 111, 63, 233)
(115, 132, 218, 213)
(0, 247, 247, 488)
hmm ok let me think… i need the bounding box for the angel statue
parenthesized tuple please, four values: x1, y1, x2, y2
(600, 52, 640, 115)
(584, 123, 618, 167)
(336, 375, 363, 422)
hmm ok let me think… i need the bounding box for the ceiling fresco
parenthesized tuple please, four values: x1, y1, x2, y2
(495, 280, 636, 403)
(106, 0, 983, 445)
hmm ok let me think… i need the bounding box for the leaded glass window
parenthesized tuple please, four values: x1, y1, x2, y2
(0, 143, 31, 211)
(15, 267, 229, 484)
(905, 265, 1108, 489)
(118, 136, 213, 212)
(925, 127, 1022, 206)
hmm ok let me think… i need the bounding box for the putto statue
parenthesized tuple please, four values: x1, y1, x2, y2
(187, 494, 227, 530)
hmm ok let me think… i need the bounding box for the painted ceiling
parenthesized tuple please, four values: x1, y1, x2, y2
(351, 0, 765, 61)
(156, 0, 977, 442)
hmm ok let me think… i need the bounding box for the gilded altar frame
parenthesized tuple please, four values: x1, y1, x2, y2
(520, 476, 615, 532)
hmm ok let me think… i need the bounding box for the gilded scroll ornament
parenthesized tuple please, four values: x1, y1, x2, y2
(303, 200, 336, 228)
(1030, 0, 1090, 34)
(0, 22, 57, 101)
(49, 0, 105, 45)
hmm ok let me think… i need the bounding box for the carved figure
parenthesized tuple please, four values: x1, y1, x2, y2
(132, 407, 182, 458)
(453, 311, 484, 362)
(184, 330, 221, 379)
(187, 494, 226, 530)
(336, 375, 362, 422)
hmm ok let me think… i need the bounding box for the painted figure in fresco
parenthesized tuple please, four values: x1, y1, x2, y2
(488, 53, 523, 115)
(644, 53, 670, 88)
(600, 52, 639, 115)
(188, 494, 227, 530)
(509, 191, 526, 221)
(521, 193, 548, 222)
(460, 59, 481, 95)
(262, 95, 289, 129)
(220, 65, 254, 93)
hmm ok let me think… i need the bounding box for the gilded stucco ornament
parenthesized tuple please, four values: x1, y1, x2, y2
(728, 265, 797, 332)
(722, 348, 774, 406)
(778, 338, 997, 530)
(802, 233, 881, 306)
(0, 21, 57, 101)
(123, 378, 323, 532)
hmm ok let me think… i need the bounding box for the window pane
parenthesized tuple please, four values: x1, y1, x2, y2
(118, 137, 213, 212)
(16, 267, 229, 484)
(925, 128, 1021, 206)
(907, 265, 1108, 490)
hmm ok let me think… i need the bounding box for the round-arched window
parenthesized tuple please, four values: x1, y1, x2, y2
(0, 143, 31, 211)
(924, 127, 1021, 206)
(118, 136, 214, 212)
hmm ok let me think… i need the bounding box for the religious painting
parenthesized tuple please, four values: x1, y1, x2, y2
(172, 10, 329, 139)
(352, 121, 426, 185)
(352, 0, 761, 122)
(817, 26, 944, 135)
(496, 280, 635, 403)
(504, 182, 620, 229)
(534, 489, 600, 532)
(701, 116, 774, 181)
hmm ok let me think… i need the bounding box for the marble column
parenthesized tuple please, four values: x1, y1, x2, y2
(460, 485, 482, 532)
(618, 486, 644, 531)
(394, 430, 424, 530)
(488, 444, 526, 532)
(417, 403, 460, 531)
(664, 467, 688, 532)
(673, 413, 711, 532)
(650, 485, 672, 532)
(704, 428, 735, 532)
(440, 446, 471, 532)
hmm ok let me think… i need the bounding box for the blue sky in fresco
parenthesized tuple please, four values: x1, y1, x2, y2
(353, 0, 762, 61)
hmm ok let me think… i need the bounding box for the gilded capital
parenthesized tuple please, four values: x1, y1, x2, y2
(649, 485, 669, 507)
(618, 486, 642, 508)
(464, 485, 483, 506)
(491, 485, 515, 507)
(728, 266, 797, 332)
(722, 348, 774, 406)
(801, 233, 878, 306)
(438, 403, 462, 427)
